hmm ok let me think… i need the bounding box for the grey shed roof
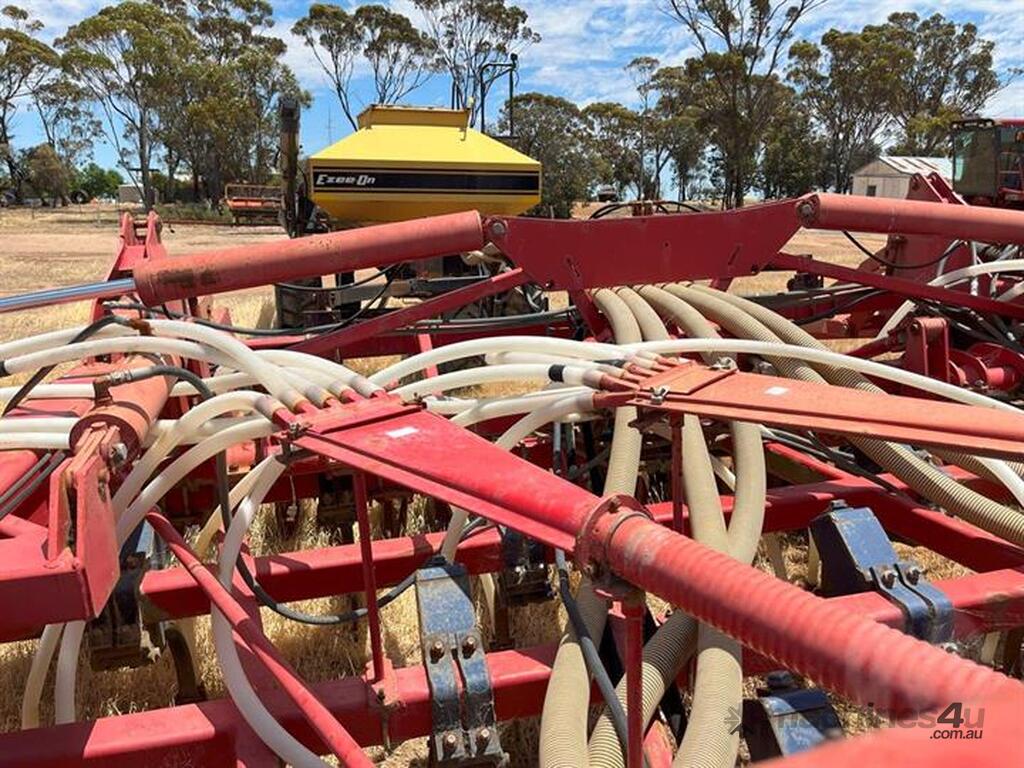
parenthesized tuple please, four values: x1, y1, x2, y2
(854, 156, 952, 178)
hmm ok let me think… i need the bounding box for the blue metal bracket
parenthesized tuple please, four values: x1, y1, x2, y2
(810, 502, 953, 642)
(743, 671, 843, 759)
(416, 562, 506, 766)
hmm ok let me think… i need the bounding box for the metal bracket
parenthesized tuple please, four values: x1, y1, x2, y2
(810, 502, 953, 642)
(87, 521, 166, 671)
(416, 563, 506, 767)
(498, 528, 552, 606)
(743, 671, 843, 759)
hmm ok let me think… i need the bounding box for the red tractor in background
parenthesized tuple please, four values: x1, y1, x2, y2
(952, 117, 1024, 208)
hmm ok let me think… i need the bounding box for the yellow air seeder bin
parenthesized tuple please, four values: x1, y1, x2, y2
(307, 105, 541, 224)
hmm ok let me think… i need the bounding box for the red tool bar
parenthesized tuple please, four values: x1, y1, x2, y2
(7, 565, 1023, 767)
(622, 362, 1024, 458)
(487, 198, 800, 289)
(133, 210, 484, 305)
(772, 250, 1024, 321)
(592, 511, 1024, 715)
(798, 192, 1024, 245)
(291, 267, 528, 356)
(0, 645, 556, 767)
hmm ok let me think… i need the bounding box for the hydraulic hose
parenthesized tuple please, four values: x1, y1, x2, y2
(689, 285, 1024, 546)
(540, 288, 644, 768)
(877, 258, 1024, 339)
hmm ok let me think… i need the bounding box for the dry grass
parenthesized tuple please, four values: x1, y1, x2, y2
(0, 208, 960, 762)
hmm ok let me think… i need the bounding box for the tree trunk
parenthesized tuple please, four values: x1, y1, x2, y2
(138, 111, 153, 211)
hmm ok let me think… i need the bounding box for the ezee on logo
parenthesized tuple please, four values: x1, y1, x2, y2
(314, 172, 376, 187)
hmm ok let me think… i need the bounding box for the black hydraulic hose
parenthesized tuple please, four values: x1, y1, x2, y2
(1, 314, 128, 415)
(843, 230, 962, 270)
(0, 450, 66, 523)
(103, 269, 397, 338)
(554, 548, 646, 768)
(0, 451, 52, 509)
(551, 422, 647, 768)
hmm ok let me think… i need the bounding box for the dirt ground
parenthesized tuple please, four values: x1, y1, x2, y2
(0, 206, 920, 763)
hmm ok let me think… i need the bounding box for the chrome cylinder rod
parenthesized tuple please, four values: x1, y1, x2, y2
(0, 278, 137, 315)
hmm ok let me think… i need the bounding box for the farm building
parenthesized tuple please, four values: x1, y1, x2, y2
(851, 156, 952, 198)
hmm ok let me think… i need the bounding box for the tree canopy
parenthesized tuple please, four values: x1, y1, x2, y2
(0, 2, 1015, 211)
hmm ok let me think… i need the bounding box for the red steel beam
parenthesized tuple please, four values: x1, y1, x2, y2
(7, 562, 1023, 767)
(290, 268, 528, 357)
(133, 211, 485, 305)
(139, 473, 1024, 624)
(621, 362, 1024, 458)
(487, 199, 801, 289)
(0, 645, 556, 768)
(772, 250, 1024, 321)
(798, 192, 1024, 245)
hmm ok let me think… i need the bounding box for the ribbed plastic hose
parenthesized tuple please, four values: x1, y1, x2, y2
(540, 289, 645, 768)
(616, 288, 672, 343)
(588, 287, 766, 768)
(688, 284, 1024, 546)
(640, 287, 764, 768)
(673, 415, 742, 768)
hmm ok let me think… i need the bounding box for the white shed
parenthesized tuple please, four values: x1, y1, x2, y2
(851, 156, 952, 199)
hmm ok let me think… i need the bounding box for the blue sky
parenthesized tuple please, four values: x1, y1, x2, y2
(9, 0, 1024, 169)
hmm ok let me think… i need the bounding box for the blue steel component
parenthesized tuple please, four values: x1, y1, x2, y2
(810, 502, 953, 642)
(743, 671, 843, 760)
(416, 562, 505, 766)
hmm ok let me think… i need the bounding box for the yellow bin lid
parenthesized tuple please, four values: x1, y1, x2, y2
(308, 105, 541, 223)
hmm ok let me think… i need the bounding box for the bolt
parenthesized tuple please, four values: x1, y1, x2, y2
(109, 442, 129, 466)
(442, 732, 459, 753)
(462, 636, 477, 657)
(477, 728, 491, 747)
(879, 568, 897, 588)
(766, 670, 793, 690)
(490, 220, 507, 237)
(940, 642, 964, 657)
(288, 422, 303, 438)
(376, 687, 387, 702)
(796, 200, 815, 222)
(905, 565, 922, 584)
(430, 640, 446, 661)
